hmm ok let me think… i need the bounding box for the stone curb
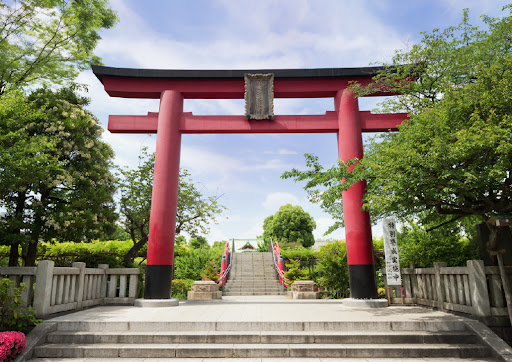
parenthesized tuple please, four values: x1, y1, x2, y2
(465, 320, 512, 361)
(134, 298, 179, 307)
(14, 321, 57, 362)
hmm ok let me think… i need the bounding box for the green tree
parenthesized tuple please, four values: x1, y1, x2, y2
(262, 204, 316, 248)
(0, 0, 117, 94)
(283, 7, 512, 255)
(189, 236, 209, 249)
(0, 87, 116, 266)
(175, 235, 187, 247)
(116, 149, 225, 266)
(397, 220, 479, 268)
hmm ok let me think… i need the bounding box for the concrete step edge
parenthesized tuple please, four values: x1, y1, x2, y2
(53, 320, 469, 332)
(33, 343, 492, 359)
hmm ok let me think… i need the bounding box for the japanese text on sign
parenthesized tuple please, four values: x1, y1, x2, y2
(383, 218, 401, 285)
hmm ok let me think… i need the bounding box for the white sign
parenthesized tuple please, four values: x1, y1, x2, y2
(383, 218, 401, 285)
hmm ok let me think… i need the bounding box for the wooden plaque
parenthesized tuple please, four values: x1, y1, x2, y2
(244, 73, 274, 120)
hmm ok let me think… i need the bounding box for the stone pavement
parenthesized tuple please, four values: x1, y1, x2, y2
(21, 295, 512, 361)
(46, 295, 472, 324)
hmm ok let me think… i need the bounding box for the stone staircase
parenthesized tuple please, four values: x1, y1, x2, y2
(28, 320, 499, 360)
(222, 252, 286, 296)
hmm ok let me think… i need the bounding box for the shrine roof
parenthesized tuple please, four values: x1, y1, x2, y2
(91, 65, 385, 84)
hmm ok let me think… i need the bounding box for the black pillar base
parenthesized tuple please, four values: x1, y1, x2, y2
(144, 265, 173, 299)
(348, 264, 378, 299)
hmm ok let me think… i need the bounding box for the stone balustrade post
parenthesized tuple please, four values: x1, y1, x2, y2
(72, 262, 86, 310)
(467, 260, 492, 317)
(434, 262, 447, 310)
(33, 260, 54, 318)
(98, 264, 109, 302)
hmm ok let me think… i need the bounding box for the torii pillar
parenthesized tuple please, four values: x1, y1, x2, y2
(145, 90, 183, 298)
(91, 65, 408, 300)
(336, 89, 377, 298)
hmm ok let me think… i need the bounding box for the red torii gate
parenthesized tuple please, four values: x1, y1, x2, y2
(92, 65, 408, 300)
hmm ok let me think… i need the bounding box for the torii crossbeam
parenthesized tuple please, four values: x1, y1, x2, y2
(92, 65, 408, 300)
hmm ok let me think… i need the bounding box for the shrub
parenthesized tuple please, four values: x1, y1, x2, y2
(284, 260, 309, 284)
(316, 240, 349, 297)
(0, 331, 25, 361)
(174, 248, 222, 280)
(200, 260, 219, 282)
(171, 279, 195, 299)
(0, 279, 40, 333)
(74, 253, 123, 268)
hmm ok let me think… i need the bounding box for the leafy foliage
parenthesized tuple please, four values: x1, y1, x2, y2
(200, 260, 219, 282)
(279, 246, 317, 260)
(171, 278, 195, 299)
(262, 204, 316, 248)
(315, 240, 349, 296)
(116, 148, 225, 266)
(189, 236, 209, 249)
(174, 248, 222, 281)
(397, 221, 479, 268)
(0, 87, 116, 266)
(283, 260, 309, 284)
(0, 279, 40, 333)
(0, 0, 117, 93)
(283, 7, 512, 252)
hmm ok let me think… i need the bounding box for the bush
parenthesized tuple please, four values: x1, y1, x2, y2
(74, 253, 123, 268)
(171, 279, 195, 299)
(316, 240, 349, 297)
(0, 331, 25, 361)
(174, 248, 222, 281)
(200, 260, 219, 282)
(284, 260, 309, 284)
(280, 246, 317, 260)
(0, 279, 40, 334)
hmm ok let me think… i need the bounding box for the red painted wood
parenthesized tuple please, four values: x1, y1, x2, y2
(336, 90, 375, 266)
(107, 111, 408, 134)
(101, 75, 393, 99)
(146, 91, 182, 266)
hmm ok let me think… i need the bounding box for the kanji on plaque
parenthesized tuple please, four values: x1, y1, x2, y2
(383, 218, 402, 285)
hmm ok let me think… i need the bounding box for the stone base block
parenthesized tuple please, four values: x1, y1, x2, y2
(188, 281, 222, 300)
(187, 291, 222, 300)
(134, 298, 179, 307)
(290, 291, 319, 299)
(342, 298, 388, 308)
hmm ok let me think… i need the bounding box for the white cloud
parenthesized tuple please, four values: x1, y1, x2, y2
(264, 149, 298, 155)
(262, 192, 301, 212)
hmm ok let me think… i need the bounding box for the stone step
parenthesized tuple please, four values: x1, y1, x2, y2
(26, 358, 501, 362)
(223, 287, 285, 293)
(223, 291, 287, 296)
(46, 330, 478, 345)
(33, 342, 492, 359)
(229, 274, 276, 278)
(225, 283, 281, 287)
(51, 319, 469, 332)
(226, 278, 280, 283)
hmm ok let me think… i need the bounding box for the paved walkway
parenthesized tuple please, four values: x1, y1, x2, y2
(28, 296, 510, 361)
(48, 295, 466, 325)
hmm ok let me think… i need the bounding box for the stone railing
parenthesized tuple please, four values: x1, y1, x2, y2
(0, 260, 140, 317)
(383, 260, 511, 318)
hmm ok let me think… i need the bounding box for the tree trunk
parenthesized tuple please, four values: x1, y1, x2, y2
(8, 242, 19, 267)
(8, 192, 27, 266)
(24, 240, 38, 266)
(122, 237, 148, 267)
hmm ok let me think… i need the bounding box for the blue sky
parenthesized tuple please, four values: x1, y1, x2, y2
(79, 0, 509, 244)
